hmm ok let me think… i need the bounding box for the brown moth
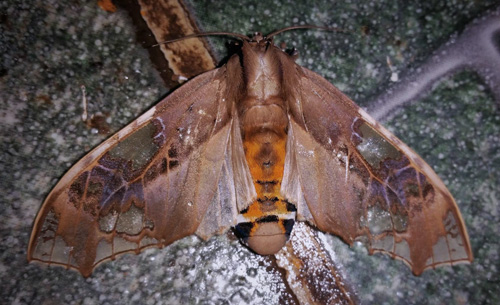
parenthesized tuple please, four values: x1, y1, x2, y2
(28, 31, 473, 278)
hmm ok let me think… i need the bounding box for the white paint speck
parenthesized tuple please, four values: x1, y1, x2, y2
(49, 132, 65, 145)
(390, 71, 399, 82)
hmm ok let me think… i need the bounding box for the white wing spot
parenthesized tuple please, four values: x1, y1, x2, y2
(154, 118, 166, 140)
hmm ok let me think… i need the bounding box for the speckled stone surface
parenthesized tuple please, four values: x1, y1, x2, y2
(1, 0, 499, 304)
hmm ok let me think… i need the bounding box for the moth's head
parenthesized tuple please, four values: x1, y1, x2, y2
(250, 32, 266, 43)
(240, 26, 347, 57)
(244, 32, 275, 54)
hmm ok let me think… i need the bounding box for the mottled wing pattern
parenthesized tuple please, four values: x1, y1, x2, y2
(283, 68, 473, 275)
(28, 68, 239, 277)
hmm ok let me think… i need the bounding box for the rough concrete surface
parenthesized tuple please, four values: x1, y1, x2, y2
(1, 0, 499, 304)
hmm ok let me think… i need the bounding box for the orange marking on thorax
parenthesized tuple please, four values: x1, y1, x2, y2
(243, 130, 288, 220)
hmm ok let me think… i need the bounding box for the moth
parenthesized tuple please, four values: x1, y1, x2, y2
(28, 31, 473, 278)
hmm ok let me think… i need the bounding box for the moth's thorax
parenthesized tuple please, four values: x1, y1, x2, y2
(239, 42, 289, 136)
(235, 40, 295, 255)
(242, 41, 283, 98)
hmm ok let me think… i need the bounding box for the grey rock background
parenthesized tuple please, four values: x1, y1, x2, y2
(1, 0, 499, 304)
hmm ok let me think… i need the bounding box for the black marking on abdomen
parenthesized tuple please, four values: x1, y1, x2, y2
(284, 200, 297, 212)
(257, 197, 279, 203)
(234, 222, 254, 239)
(256, 180, 279, 185)
(256, 215, 279, 223)
(282, 219, 295, 235)
(240, 206, 249, 214)
(256, 180, 279, 193)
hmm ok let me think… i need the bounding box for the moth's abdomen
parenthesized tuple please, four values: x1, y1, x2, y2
(236, 103, 295, 255)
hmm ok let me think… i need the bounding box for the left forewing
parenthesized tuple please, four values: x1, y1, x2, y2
(283, 67, 473, 275)
(28, 68, 239, 277)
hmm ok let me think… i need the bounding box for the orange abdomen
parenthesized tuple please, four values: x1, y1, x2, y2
(235, 106, 296, 255)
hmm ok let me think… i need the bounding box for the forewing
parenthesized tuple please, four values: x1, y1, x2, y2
(28, 68, 237, 277)
(283, 67, 473, 275)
